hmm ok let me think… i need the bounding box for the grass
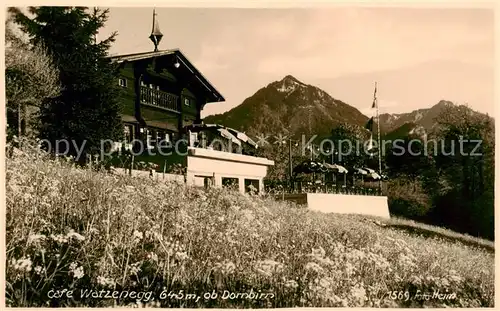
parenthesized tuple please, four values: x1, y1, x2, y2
(5, 141, 495, 307)
(383, 217, 495, 253)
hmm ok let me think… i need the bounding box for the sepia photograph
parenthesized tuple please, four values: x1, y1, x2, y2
(3, 3, 495, 308)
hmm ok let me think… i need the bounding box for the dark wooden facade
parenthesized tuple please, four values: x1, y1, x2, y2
(107, 49, 224, 148)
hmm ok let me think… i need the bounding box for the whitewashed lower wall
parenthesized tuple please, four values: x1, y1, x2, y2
(306, 193, 390, 219)
(185, 147, 274, 193)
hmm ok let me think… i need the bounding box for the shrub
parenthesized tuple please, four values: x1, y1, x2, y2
(387, 178, 431, 218)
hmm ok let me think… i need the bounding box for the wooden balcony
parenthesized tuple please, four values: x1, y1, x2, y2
(140, 86, 180, 113)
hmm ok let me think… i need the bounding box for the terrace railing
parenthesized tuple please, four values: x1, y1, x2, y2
(264, 180, 385, 196)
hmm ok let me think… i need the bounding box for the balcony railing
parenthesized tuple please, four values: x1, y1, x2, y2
(140, 86, 179, 112)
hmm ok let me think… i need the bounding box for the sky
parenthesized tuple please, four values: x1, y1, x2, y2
(97, 6, 495, 118)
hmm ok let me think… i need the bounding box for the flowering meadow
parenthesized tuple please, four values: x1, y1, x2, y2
(5, 142, 494, 307)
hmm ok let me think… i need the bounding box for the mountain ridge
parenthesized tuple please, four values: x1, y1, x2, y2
(204, 76, 491, 142)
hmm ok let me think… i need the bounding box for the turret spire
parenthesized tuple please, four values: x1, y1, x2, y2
(149, 8, 163, 52)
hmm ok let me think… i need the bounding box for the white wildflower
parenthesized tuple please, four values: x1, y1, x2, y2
(50, 233, 68, 244)
(12, 256, 32, 273)
(174, 251, 189, 261)
(214, 261, 236, 275)
(284, 280, 299, 289)
(66, 229, 85, 242)
(255, 259, 283, 277)
(73, 266, 84, 279)
(97, 276, 116, 288)
(350, 284, 367, 305)
(305, 262, 323, 274)
(27, 234, 46, 245)
(319, 277, 331, 288)
(242, 209, 255, 222)
(69, 262, 84, 279)
(344, 262, 355, 276)
(129, 262, 142, 275)
(69, 262, 78, 271)
(34, 266, 44, 275)
(133, 230, 143, 241)
(147, 252, 158, 262)
(311, 246, 326, 258)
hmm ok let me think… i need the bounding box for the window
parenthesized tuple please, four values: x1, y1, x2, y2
(245, 179, 260, 193)
(184, 118, 194, 127)
(157, 130, 164, 144)
(189, 131, 198, 147)
(118, 78, 127, 87)
(184, 98, 190, 106)
(124, 124, 134, 144)
(222, 177, 239, 189)
(146, 129, 157, 149)
(204, 176, 214, 188)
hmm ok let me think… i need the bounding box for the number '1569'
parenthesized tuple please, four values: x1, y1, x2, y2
(386, 291, 410, 301)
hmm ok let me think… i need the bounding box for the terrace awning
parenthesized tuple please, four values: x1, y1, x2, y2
(364, 168, 376, 174)
(363, 168, 382, 180)
(354, 168, 368, 175)
(323, 163, 348, 174)
(294, 161, 329, 174)
(183, 123, 248, 147)
(226, 127, 258, 149)
(217, 127, 241, 146)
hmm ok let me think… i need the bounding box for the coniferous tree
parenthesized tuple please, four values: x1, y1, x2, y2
(9, 7, 123, 162)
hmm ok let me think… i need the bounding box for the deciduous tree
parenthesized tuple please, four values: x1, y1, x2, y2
(5, 17, 60, 139)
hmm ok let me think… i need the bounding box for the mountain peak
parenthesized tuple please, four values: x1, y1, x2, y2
(270, 75, 308, 94)
(434, 100, 454, 109)
(281, 75, 305, 85)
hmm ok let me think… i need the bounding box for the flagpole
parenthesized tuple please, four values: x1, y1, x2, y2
(375, 82, 382, 190)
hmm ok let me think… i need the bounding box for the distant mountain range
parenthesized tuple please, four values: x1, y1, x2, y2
(204, 75, 490, 142)
(310, 60, 493, 117)
(379, 100, 454, 133)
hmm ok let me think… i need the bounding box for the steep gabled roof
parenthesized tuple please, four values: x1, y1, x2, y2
(106, 49, 225, 103)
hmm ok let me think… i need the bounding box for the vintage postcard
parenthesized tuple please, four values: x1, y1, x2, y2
(3, 2, 495, 308)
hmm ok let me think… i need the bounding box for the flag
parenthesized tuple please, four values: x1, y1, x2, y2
(367, 133, 377, 156)
(365, 117, 374, 131)
(367, 134, 378, 155)
(372, 82, 377, 108)
(367, 134, 373, 151)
